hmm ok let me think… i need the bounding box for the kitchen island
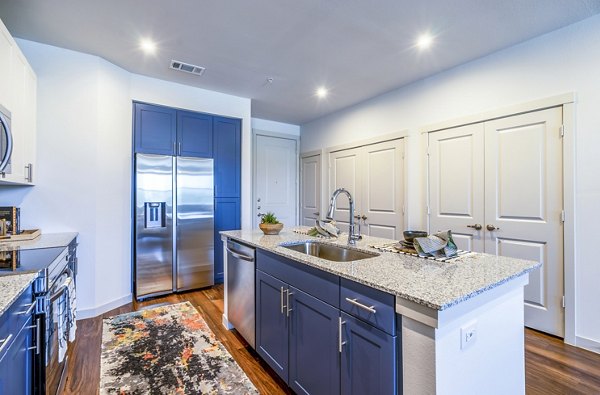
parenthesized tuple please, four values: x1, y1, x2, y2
(222, 228, 539, 395)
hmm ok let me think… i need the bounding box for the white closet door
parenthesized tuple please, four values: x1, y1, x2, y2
(254, 135, 298, 228)
(300, 153, 321, 226)
(484, 107, 564, 337)
(360, 139, 405, 239)
(328, 147, 360, 233)
(428, 124, 485, 252)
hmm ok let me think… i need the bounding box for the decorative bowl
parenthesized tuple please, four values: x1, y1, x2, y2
(403, 230, 427, 242)
(259, 223, 283, 235)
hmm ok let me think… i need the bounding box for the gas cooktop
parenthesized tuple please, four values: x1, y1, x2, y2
(0, 247, 65, 274)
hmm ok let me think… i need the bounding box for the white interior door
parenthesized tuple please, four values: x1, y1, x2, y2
(300, 153, 321, 226)
(254, 134, 298, 228)
(484, 107, 564, 337)
(328, 147, 360, 234)
(428, 124, 485, 252)
(360, 139, 405, 239)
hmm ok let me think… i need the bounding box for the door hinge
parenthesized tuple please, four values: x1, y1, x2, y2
(561, 295, 565, 308)
(560, 210, 565, 223)
(559, 125, 564, 137)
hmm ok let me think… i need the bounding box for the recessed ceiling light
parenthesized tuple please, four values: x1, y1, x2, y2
(416, 33, 434, 49)
(316, 87, 328, 98)
(140, 38, 157, 54)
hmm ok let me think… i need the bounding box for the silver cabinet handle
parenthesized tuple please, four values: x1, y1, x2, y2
(26, 317, 41, 355)
(225, 247, 254, 262)
(17, 300, 37, 316)
(24, 163, 32, 183)
(486, 224, 500, 231)
(313, 212, 320, 216)
(467, 224, 482, 230)
(338, 317, 346, 353)
(286, 290, 293, 317)
(0, 333, 13, 354)
(178, 142, 182, 156)
(280, 286, 286, 314)
(345, 297, 376, 314)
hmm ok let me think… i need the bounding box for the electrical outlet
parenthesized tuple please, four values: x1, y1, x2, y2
(460, 321, 477, 350)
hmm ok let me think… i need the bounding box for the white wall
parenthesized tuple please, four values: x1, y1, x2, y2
(301, 15, 600, 350)
(251, 117, 300, 136)
(0, 39, 252, 318)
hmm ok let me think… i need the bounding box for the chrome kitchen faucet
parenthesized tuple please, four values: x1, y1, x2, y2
(326, 188, 361, 245)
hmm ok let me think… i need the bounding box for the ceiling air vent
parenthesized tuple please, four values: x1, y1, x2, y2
(170, 60, 205, 76)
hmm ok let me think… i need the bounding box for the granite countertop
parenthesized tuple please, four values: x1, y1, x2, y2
(0, 232, 78, 252)
(0, 273, 38, 316)
(221, 228, 541, 311)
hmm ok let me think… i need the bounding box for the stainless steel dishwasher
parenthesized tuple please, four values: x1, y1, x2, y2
(226, 239, 256, 349)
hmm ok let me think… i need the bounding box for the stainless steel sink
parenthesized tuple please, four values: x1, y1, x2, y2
(281, 241, 379, 262)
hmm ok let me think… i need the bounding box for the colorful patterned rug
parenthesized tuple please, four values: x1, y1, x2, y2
(100, 301, 257, 395)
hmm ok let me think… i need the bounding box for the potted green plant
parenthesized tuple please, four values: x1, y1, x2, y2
(259, 212, 283, 235)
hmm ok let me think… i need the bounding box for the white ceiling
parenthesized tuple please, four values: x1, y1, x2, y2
(1, 1, 599, 125)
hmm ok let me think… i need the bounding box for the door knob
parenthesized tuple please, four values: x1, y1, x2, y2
(361, 215, 367, 221)
(313, 212, 320, 216)
(486, 224, 499, 231)
(467, 224, 482, 230)
(257, 205, 261, 210)
(257, 212, 264, 217)
(257, 197, 261, 202)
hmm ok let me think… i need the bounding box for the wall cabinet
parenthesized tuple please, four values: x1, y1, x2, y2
(0, 285, 35, 394)
(255, 249, 398, 394)
(0, 18, 37, 186)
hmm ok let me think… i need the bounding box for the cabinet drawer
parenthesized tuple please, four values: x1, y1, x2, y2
(0, 284, 33, 360)
(257, 249, 340, 307)
(340, 278, 395, 335)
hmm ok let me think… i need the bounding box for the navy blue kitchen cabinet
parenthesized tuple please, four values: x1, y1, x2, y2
(341, 312, 397, 395)
(253, 249, 400, 395)
(289, 285, 340, 395)
(214, 198, 240, 283)
(213, 116, 241, 198)
(134, 103, 177, 155)
(256, 270, 290, 382)
(177, 110, 213, 158)
(0, 286, 34, 395)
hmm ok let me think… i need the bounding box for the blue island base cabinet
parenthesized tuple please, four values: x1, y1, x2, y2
(254, 249, 398, 395)
(341, 312, 397, 395)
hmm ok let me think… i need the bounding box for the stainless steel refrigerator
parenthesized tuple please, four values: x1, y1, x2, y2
(134, 153, 214, 299)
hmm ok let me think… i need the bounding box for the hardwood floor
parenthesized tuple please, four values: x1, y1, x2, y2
(63, 286, 600, 395)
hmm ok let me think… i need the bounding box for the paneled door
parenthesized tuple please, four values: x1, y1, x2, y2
(254, 134, 298, 228)
(428, 107, 564, 337)
(328, 147, 361, 233)
(428, 124, 485, 252)
(484, 107, 564, 337)
(300, 153, 321, 226)
(361, 139, 405, 239)
(329, 139, 405, 238)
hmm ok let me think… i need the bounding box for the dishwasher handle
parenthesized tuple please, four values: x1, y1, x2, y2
(226, 246, 255, 262)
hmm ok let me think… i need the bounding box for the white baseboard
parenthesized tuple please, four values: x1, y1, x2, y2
(576, 335, 600, 354)
(77, 294, 132, 320)
(222, 313, 234, 330)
